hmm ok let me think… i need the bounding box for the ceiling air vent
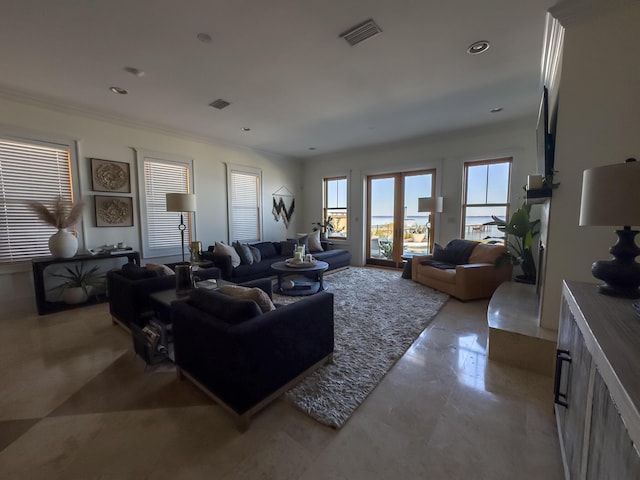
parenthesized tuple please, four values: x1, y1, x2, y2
(209, 99, 231, 109)
(340, 19, 382, 46)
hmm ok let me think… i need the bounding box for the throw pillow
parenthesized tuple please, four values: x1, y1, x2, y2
(307, 230, 324, 253)
(252, 241, 277, 259)
(214, 241, 241, 268)
(120, 263, 159, 280)
(233, 241, 254, 265)
(280, 240, 297, 257)
(432, 243, 448, 261)
(145, 263, 175, 276)
(218, 285, 276, 313)
(188, 289, 262, 324)
(249, 245, 261, 263)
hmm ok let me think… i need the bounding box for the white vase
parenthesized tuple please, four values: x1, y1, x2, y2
(62, 286, 88, 304)
(49, 228, 78, 258)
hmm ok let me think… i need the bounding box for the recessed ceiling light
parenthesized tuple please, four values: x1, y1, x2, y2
(241, 127, 251, 132)
(308, 147, 317, 151)
(124, 66, 144, 77)
(197, 32, 212, 44)
(490, 107, 503, 113)
(467, 40, 490, 55)
(109, 86, 128, 95)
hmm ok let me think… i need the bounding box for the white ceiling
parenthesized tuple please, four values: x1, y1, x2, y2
(0, 0, 555, 159)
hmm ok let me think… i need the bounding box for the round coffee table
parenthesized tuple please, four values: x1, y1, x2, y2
(270, 260, 329, 296)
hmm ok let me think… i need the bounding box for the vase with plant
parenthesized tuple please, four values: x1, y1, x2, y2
(49, 262, 104, 304)
(27, 196, 84, 258)
(484, 202, 540, 284)
(312, 216, 335, 240)
(409, 223, 427, 242)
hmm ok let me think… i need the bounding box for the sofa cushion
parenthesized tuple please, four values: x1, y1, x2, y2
(307, 230, 324, 253)
(252, 242, 277, 259)
(423, 266, 456, 284)
(120, 263, 159, 280)
(233, 241, 254, 265)
(189, 288, 262, 324)
(468, 243, 508, 265)
(218, 285, 276, 313)
(214, 242, 241, 268)
(249, 245, 261, 263)
(433, 239, 478, 265)
(145, 263, 174, 276)
(280, 240, 297, 257)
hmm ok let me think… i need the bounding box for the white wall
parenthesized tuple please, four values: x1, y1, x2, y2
(0, 96, 302, 314)
(540, 3, 640, 330)
(301, 118, 539, 265)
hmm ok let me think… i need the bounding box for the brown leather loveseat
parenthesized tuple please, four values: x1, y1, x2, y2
(412, 239, 512, 301)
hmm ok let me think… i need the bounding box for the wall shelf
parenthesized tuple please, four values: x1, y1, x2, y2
(525, 188, 553, 204)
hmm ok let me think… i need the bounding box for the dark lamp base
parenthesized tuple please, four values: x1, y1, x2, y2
(592, 228, 640, 299)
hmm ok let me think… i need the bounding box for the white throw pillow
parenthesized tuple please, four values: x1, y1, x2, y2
(214, 241, 241, 268)
(218, 285, 276, 313)
(145, 263, 175, 276)
(307, 229, 324, 253)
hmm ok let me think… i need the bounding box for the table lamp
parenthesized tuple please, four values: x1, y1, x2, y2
(579, 158, 640, 298)
(166, 193, 197, 263)
(418, 196, 443, 249)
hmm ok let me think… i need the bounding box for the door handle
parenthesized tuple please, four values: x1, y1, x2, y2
(554, 349, 571, 407)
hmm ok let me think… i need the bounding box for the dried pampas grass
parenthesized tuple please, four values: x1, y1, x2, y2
(27, 196, 84, 229)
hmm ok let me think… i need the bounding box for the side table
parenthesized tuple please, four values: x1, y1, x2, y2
(401, 255, 413, 279)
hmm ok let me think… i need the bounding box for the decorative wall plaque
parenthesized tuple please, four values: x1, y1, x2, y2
(91, 158, 131, 193)
(95, 196, 133, 227)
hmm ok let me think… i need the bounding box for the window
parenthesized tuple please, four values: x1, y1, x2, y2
(0, 136, 77, 263)
(227, 164, 261, 243)
(462, 158, 512, 242)
(136, 149, 194, 259)
(323, 176, 348, 239)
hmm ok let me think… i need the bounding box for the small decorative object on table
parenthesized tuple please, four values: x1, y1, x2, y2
(27, 195, 84, 258)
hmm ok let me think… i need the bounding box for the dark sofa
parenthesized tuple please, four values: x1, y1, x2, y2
(201, 240, 351, 282)
(172, 287, 334, 431)
(107, 262, 221, 329)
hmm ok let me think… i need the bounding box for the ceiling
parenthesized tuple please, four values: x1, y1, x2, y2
(0, 0, 555, 159)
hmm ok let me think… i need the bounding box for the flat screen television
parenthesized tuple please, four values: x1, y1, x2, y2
(536, 86, 555, 180)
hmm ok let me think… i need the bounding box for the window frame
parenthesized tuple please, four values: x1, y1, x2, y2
(136, 149, 195, 259)
(461, 157, 512, 241)
(0, 131, 81, 266)
(226, 163, 262, 244)
(323, 176, 348, 240)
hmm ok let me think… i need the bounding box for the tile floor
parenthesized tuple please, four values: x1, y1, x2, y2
(0, 294, 564, 479)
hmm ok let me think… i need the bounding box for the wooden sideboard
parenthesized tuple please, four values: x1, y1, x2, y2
(555, 281, 640, 479)
(32, 251, 140, 315)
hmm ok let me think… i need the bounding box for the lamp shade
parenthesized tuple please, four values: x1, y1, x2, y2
(166, 193, 197, 212)
(418, 196, 443, 213)
(579, 161, 640, 227)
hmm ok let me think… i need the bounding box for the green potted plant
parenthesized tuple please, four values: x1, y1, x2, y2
(484, 202, 540, 284)
(312, 216, 335, 240)
(409, 223, 427, 242)
(49, 262, 104, 304)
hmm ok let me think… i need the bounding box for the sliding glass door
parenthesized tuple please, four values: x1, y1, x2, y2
(366, 170, 435, 267)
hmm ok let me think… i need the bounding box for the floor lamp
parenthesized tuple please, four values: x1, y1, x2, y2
(418, 196, 443, 253)
(166, 193, 197, 264)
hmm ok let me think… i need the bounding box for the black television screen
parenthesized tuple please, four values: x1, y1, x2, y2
(536, 86, 555, 179)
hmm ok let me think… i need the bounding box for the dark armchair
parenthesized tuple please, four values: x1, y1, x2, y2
(171, 288, 334, 431)
(107, 263, 221, 329)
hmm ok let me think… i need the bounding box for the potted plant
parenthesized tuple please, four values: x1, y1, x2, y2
(27, 196, 84, 258)
(409, 223, 427, 242)
(484, 202, 540, 284)
(312, 216, 335, 240)
(49, 262, 104, 304)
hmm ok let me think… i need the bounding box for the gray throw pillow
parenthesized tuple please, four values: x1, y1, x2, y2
(249, 245, 261, 263)
(233, 241, 254, 265)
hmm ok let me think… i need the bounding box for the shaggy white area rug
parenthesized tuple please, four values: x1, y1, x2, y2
(276, 266, 449, 429)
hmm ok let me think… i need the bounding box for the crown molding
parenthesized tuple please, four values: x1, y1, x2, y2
(549, 0, 639, 27)
(0, 86, 287, 159)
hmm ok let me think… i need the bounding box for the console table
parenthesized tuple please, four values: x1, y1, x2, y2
(555, 281, 640, 479)
(32, 251, 140, 315)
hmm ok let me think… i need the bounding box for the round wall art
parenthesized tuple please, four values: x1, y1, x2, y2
(95, 196, 134, 227)
(91, 158, 131, 193)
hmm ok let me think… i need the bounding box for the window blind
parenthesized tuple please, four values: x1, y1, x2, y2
(142, 158, 192, 256)
(229, 168, 261, 243)
(0, 138, 73, 263)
